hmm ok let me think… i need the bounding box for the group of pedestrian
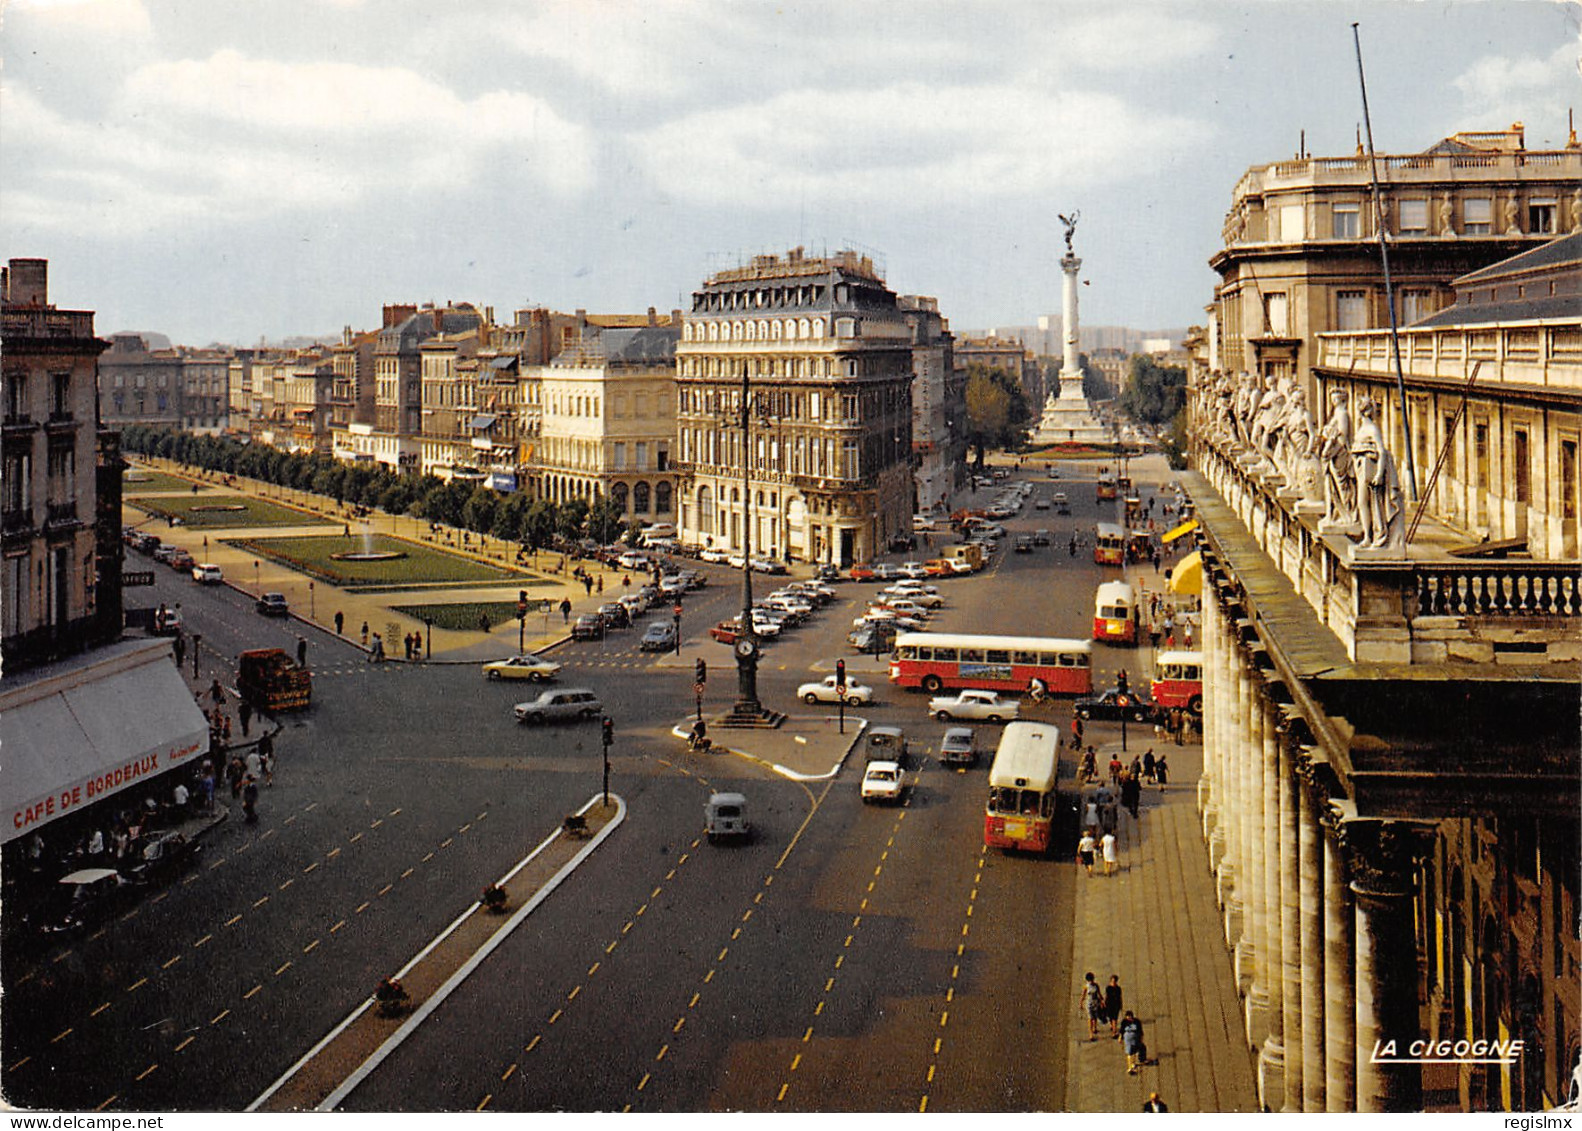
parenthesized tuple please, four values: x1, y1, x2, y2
(403, 632, 422, 660)
(1081, 973, 1150, 1075)
(366, 632, 385, 662)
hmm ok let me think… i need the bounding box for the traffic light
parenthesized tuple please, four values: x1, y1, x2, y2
(601, 717, 613, 748)
(835, 659, 846, 689)
(1117, 669, 1130, 693)
(695, 658, 707, 684)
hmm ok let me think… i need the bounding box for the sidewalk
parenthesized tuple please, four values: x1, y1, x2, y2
(1062, 733, 1258, 1112)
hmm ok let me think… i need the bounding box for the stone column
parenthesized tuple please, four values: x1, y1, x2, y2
(1060, 253, 1083, 379)
(1256, 693, 1285, 1102)
(1351, 820, 1433, 1113)
(1231, 660, 1257, 984)
(1242, 672, 1270, 1039)
(1298, 760, 1327, 1111)
(1279, 723, 1303, 1110)
(1198, 583, 1217, 828)
(1323, 808, 1356, 1112)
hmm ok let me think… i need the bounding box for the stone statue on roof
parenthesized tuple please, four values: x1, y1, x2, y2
(1349, 393, 1405, 553)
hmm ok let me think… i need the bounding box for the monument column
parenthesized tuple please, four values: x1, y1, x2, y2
(1060, 252, 1083, 380)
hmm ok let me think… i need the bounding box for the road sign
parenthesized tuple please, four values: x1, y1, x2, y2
(693, 681, 705, 695)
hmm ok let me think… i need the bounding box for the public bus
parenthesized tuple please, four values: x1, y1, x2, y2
(1150, 649, 1204, 715)
(889, 632, 1093, 696)
(1094, 523, 1126, 566)
(1093, 580, 1137, 645)
(1096, 472, 1118, 501)
(985, 721, 1061, 854)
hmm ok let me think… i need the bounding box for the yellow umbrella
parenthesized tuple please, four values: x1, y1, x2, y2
(1168, 550, 1202, 596)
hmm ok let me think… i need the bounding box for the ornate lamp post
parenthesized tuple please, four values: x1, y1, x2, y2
(729, 360, 766, 721)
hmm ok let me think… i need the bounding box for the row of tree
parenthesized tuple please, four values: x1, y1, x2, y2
(1117, 355, 1189, 469)
(118, 426, 642, 549)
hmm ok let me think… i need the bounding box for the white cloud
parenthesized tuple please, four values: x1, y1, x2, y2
(1452, 37, 1582, 137)
(10, 0, 152, 36)
(2, 50, 595, 237)
(633, 81, 1210, 210)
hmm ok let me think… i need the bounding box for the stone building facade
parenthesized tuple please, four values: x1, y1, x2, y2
(899, 294, 959, 516)
(673, 249, 914, 566)
(1209, 123, 1582, 407)
(1185, 233, 1580, 1111)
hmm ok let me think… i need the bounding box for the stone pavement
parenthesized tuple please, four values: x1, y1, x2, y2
(1062, 732, 1259, 1112)
(669, 712, 867, 781)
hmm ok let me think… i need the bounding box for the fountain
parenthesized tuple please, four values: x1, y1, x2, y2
(330, 517, 407, 562)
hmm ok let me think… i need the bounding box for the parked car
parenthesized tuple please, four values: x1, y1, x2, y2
(640, 621, 677, 652)
(482, 653, 563, 682)
(1073, 688, 1158, 723)
(618, 551, 649, 570)
(848, 562, 876, 581)
(597, 602, 631, 629)
(848, 623, 898, 653)
(120, 831, 201, 885)
(513, 688, 604, 724)
(255, 592, 290, 617)
(152, 544, 180, 565)
(191, 563, 223, 584)
(747, 612, 783, 637)
(709, 619, 745, 645)
(659, 575, 688, 597)
(861, 761, 904, 804)
(619, 594, 647, 620)
(152, 606, 183, 636)
(796, 674, 874, 705)
(895, 561, 929, 579)
(864, 725, 908, 763)
(34, 868, 135, 937)
(700, 547, 731, 564)
(1032, 529, 1052, 546)
(1034, 497, 1051, 510)
(571, 614, 606, 641)
(928, 689, 1020, 722)
(749, 557, 786, 574)
(1013, 535, 1035, 553)
(814, 564, 842, 583)
(938, 726, 979, 766)
(168, 549, 196, 572)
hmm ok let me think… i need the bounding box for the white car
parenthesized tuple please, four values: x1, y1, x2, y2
(748, 614, 783, 637)
(895, 561, 929, 579)
(861, 761, 904, 803)
(700, 547, 731, 564)
(928, 689, 1020, 723)
(483, 653, 564, 682)
(884, 587, 943, 607)
(876, 599, 932, 620)
(797, 674, 874, 705)
(191, 563, 223, 584)
(618, 551, 649, 570)
(853, 611, 924, 631)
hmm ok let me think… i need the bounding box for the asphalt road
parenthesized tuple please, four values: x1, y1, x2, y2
(3, 457, 1173, 1113)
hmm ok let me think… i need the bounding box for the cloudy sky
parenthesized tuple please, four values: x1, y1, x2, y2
(3, 0, 1578, 345)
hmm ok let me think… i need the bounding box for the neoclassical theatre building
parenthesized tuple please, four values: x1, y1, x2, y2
(1185, 236, 1580, 1112)
(673, 249, 914, 567)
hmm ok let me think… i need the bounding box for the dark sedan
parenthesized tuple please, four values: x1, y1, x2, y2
(597, 602, 631, 629)
(1073, 688, 1158, 723)
(570, 614, 605, 641)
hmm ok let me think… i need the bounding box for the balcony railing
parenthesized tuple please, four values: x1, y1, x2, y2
(1190, 425, 1580, 666)
(1318, 325, 1582, 392)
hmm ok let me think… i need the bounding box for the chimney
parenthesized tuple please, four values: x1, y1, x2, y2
(672, 309, 682, 327)
(343, 325, 353, 346)
(7, 258, 48, 306)
(647, 306, 657, 326)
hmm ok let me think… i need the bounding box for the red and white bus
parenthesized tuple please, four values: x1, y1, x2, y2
(1150, 649, 1204, 715)
(889, 632, 1093, 696)
(1093, 580, 1137, 645)
(1094, 523, 1126, 566)
(1096, 472, 1118, 501)
(985, 721, 1061, 854)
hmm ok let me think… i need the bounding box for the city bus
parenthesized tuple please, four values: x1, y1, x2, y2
(1096, 472, 1118, 501)
(1094, 523, 1126, 566)
(1150, 649, 1204, 715)
(985, 721, 1061, 854)
(890, 632, 1093, 696)
(1093, 580, 1138, 645)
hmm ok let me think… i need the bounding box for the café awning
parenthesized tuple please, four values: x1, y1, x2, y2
(1168, 550, 1203, 596)
(2, 640, 209, 845)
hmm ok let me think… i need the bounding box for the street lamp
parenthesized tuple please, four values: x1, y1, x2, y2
(725, 360, 773, 723)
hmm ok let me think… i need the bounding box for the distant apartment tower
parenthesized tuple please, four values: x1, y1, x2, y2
(1, 258, 117, 666)
(899, 295, 957, 513)
(96, 334, 183, 430)
(1210, 122, 1582, 402)
(372, 302, 482, 470)
(674, 248, 915, 566)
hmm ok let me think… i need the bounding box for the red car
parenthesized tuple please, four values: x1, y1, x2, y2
(709, 620, 745, 644)
(849, 562, 876, 581)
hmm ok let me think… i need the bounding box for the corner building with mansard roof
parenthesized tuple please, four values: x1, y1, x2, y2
(674, 249, 914, 566)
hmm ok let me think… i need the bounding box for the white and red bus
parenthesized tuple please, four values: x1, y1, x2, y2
(1094, 523, 1126, 566)
(985, 721, 1061, 854)
(1150, 649, 1204, 715)
(890, 632, 1093, 696)
(1093, 580, 1137, 645)
(1096, 472, 1118, 501)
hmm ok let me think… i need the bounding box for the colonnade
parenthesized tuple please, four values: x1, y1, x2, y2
(1197, 557, 1436, 1112)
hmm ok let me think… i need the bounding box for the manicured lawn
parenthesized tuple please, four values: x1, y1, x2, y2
(391, 600, 552, 632)
(123, 467, 203, 494)
(129, 493, 327, 528)
(228, 533, 523, 587)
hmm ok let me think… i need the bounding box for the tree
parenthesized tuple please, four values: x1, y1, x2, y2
(963, 363, 1032, 466)
(556, 497, 589, 541)
(522, 499, 558, 550)
(586, 496, 625, 544)
(1118, 355, 1187, 428)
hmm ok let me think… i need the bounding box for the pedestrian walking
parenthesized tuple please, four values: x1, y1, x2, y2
(260, 744, 273, 786)
(1122, 772, 1141, 819)
(209, 678, 226, 706)
(1142, 1093, 1169, 1112)
(559, 597, 572, 623)
(1078, 830, 1097, 877)
(403, 633, 413, 660)
(1155, 755, 1169, 789)
(245, 746, 263, 781)
(1142, 749, 1156, 783)
(334, 610, 344, 635)
(242, 776, 259, 823)
(1081, 972, 1103, 1040)
(1104, 975, 1124, 1037)
(1108, 753, 1123, 784)
(173, 632, 186, 669)
(360, 622, 369, 648)
(370, 633, 384, 662)
(1148, 625, 1160, 651)
(1183, 623, 1194, 648)
(596, 575, 604, 594)
(296, 636, 307, 668)
(1101, 829, 1117, 876)
(228, 754, 245, 798)
(1120, 1010, 1146, 1073)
